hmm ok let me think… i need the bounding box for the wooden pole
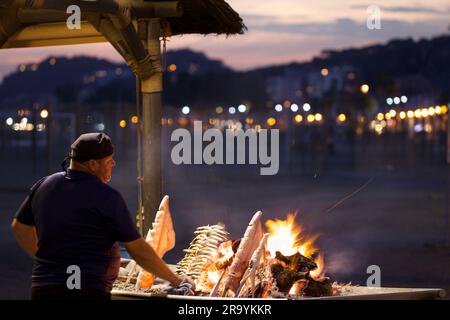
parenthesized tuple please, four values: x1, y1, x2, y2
(140, 18, 162, 235)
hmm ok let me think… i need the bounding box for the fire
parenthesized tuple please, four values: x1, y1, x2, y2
(266, 214, 325, 279)
(265, 214, 318, 259)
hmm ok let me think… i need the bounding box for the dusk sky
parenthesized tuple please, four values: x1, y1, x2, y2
(0, 0, 449, 81)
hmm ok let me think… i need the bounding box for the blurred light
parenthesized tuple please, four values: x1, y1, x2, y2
(389, 109, 396, 117)
(385, 113, 391, 120)
(380, 120, 387, 127)
(337, 114, 346, 122)
(168, 64, 177, 72)
(321, 68, 329, 76)
(178, 117, 188, 127)
(376, 113, 384, 121)
(30, 64, 38, 72)
(307, 114, 315, 123)
(228, 107, 236, 114)
(375, 124, 383, 134)
(115, 67, 122, 75)
(26, 123, 34, 131)
(13, 123, 20, 131)
(290, 104, 299, 112)
(246, 117, 254, 125)
(36, 123, 46, 131)
(414, 109, 422, 118)
(414, 124, 423, 132)
(49, 58, 56, 66)
(303, 103, 311, 112)
(401, 96, 408, 103)
(131, 116, 139, 124)
(360, 84, 369, 94)
(399, 111, 406, 119)
(216, 106, 223, 114)
(407, 110, 414, 118)
(182, 106, 190, 115)
(19, 64, 26, 72)
(275, 104, 283, 112)
(267, 117, 276, 126)
(294, 114, 303, 123)
(421, 108, 429, 118)
(161, 118, 167, 126)
(167, 118, 174, 126)
(394, 97, 400, 105)
(435, 106, 442, 114)
(40, 109, 48, 119)
(315, 113, 323, 122)
(238, 104, 247, 113)
(283, 100, 291, 108)
(424, 123, 433, 133)
(386, 98, 393, 105)
(96, 123, 105, 131)
(119, 120, 126, 128)
(428, 107, 435, 116)
(21, 117, 28, 124)
(6, 117, 13, 126)
(441, 105, 448, 114)
(347, 72, 356, 80)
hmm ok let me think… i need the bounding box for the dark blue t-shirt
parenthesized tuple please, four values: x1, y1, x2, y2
(15, 169, 141, 292)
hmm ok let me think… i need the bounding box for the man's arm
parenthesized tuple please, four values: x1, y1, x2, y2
(11, 218, 38, 257)
(124, 237, 182, 287)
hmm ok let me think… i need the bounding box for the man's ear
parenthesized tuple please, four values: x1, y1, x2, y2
(87, 159, 99, 171)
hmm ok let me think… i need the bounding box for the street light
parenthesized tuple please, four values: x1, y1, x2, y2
(40, 109, 49, 119)
(360, 84, 369, 94)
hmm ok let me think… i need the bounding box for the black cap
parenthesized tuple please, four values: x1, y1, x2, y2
(70, 133, 114, 162)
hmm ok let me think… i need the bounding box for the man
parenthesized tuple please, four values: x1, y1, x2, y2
(11, 133, 191, 300)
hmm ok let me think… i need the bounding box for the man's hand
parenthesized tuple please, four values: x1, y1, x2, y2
(11, 218, 38, 257)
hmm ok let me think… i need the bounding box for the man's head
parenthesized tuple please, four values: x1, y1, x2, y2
(68, 133, 116, 184)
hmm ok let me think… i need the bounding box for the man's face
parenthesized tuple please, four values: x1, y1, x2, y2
(89, 155, 116, 184)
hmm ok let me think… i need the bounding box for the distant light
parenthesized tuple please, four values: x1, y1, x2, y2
(386, 98, 393, 105)
(96, 123, 105, 131)
(119, 120, 127, 128)
(216, 106, 223, 114)
(290, 104, 299, 112)
(401, 96, 408, 103)
(131, 116, 139, 124)
(314, 113, 323, 122)
(294, 114, 303, 123)
(385, 113, 391, 120)
(19, 64, 26, 72)
(399, 111, 406, 119)
(414, 124, 423, 133)
(267, 117, 276, 127)
(238, 104, 247, 113)
(394, 97, 401, 105)
(441, 105, 448, 114)
(376, 113, 384, 121)
(321, 68, 329, 77)
(337, 114, 346, 122)
(6, 117, 13, 126)
(115, 67, 123, 75)
(13, 123, 20, 131)
(275, 104, 283, 112)
(168, 64, 177, 72)
(407, 110, 414, 119)
(228, 107, 236, 114)
(428, 107, 435, 116)
(303, 103, 311, 112)
(40, 109, 49, 119)
(283, 100, 291, 108)
(414, 109, 422, 118)
(49, 58, 56, 66)
(307, 114, 315, 123)
(421, 108, 429, 118)
(360, 84, 369, 94)
(30, 64, 38, 72)
(246, 117, 254, 125)
(182, 106, 190, 115)
(21, 117, 28, 124)
(389, 109, 396, 117)
(36, 123, 46, 132)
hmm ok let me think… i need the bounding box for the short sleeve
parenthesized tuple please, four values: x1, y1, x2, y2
(104, 190, 141, 242)
(15, 194, 34, 225)
(14, 177, 47, 226)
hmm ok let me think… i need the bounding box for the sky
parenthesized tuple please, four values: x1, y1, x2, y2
(0, 0, 449, 80)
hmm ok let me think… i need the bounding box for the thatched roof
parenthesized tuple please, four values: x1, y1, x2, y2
(161, 0, 246, 36)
